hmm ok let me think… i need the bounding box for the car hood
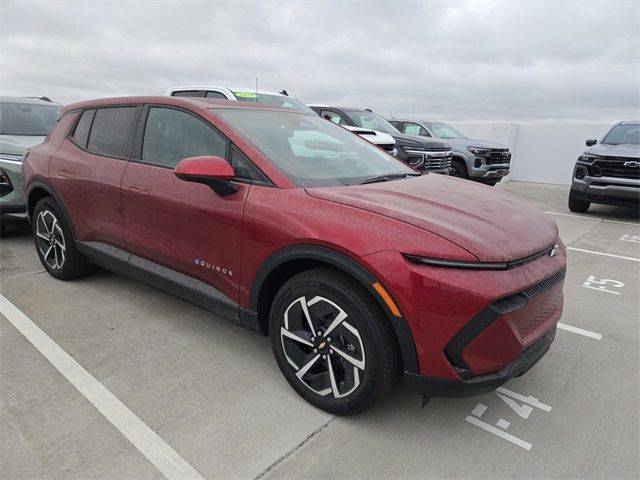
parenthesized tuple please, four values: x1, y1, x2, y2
(306, 175, 557, 262)
(587, 143, 640, 158)
(343, 126, 395, 146)
(0, 135, 46, 156)
(444, 138, 508, 150)
(390, 132, 451, 150)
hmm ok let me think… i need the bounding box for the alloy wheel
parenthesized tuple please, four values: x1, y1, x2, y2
(35, 209, 66, 270)
(280, 296, 366, 399)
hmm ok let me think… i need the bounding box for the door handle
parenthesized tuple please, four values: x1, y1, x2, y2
(128, 186, 149, 195)
(58, 169, 75, 179)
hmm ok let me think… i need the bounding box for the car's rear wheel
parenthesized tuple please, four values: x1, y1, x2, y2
(568, 190, 590, 213)
(33, 197, 94, 280)
(449, 159, 468, 179)
(270, 267, 399, 415)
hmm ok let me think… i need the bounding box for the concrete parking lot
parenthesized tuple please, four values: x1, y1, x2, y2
(1, 181, 638, 479)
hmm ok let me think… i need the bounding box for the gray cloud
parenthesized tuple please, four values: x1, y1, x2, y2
(1, 0, 638, 121)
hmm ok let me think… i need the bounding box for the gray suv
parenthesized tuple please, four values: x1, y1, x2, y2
(388, 120, 511, 186)
(0, 96, 61, 235)
(569, 121, 640, 212)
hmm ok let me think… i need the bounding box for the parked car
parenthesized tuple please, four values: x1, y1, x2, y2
(388, 119, 511, 186)
(568, 121, 640, 212)
(165, 85, 315, 113)
(0, 96, 61, 235)
(308, 105, 453, 174)
(24, 96, 566, 415)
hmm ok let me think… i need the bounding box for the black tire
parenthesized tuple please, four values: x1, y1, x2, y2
(32, 197, 94, 280)
(0, 222, 6, 238)
(450, 159, 468, 179)
(485, 179, 500, 187)
(568, 190, 590, 213)
(270, 267, 400, 415)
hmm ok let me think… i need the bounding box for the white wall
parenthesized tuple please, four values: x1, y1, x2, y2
(447, 122, 611, 185)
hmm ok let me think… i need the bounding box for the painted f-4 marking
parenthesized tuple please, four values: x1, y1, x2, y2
(465, 388, 552, 451)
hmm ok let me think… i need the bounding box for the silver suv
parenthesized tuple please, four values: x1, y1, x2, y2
(0, 96, 61, 235)
(388, 120, 511, 186)
(569, 121, 640, 212)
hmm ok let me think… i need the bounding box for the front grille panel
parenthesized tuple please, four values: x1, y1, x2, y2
(512, 298, 561, 340)
(591, 157, 640, 179)
(423, 157, 452, 169)
(522, 268, 566, 298)
(485, 150, 512, 165)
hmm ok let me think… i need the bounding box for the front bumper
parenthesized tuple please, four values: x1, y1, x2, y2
(571, 172, 640, 207)
(360, 244, 566, 396)
(0, 159, 26, 220)
(405, 326, 556, 397)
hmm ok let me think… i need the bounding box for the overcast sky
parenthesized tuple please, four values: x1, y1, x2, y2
(1, 0, 639, 121)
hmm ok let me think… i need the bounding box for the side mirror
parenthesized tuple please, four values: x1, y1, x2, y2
(585, 139, 597, 146)
(174, 156, 238, 195)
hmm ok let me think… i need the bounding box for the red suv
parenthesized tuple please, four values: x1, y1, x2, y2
(23, 97, 566, 415)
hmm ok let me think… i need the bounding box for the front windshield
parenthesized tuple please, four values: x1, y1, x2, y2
(214, 109, 415, 187)
(343, 110, 400, 134)
(602, 123, 640, 145)
(0, 102, 60, 135)
(232, 92, 315, 114)
(425, 122, 466, 139)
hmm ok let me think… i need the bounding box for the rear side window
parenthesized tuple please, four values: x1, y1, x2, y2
(205, 91, 227, 99)
(172, 91, 202, 97)
(70, 109, 95, 148)
(141, 107, 227, 168)
(87, 107, 137, 158)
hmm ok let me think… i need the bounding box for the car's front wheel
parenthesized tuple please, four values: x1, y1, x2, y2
(270, 267, 399, 415)
(568, 190, 590, 213)
(449, 159, 468, 179)
(32, 197, 94, 280)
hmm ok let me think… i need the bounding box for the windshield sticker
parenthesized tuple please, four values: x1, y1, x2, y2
(234, 92, 257, 98)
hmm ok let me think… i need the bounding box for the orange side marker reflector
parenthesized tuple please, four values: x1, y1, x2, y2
(372, 282, 402, 318)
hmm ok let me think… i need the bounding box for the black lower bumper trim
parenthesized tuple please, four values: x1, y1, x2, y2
(404, 326, 556, 397)
(0, 204, 26, 216)
(571, 189, 640, 208)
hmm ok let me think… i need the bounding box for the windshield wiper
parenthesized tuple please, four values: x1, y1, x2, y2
(360, 173, 421, 185)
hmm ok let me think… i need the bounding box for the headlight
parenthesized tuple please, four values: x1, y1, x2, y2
(0, 153, 24, 165)
(577, 154, 602, 164)
(404, 242, 560, 270)
(466, 146, 490, 155)
(0, 168, 13, 196)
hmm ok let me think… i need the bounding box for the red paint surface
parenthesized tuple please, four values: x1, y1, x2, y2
(25, 96, 567, 382)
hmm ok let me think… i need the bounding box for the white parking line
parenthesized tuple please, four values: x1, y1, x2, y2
(544, 211, 639, 226)
(465, 415, 533, 450)
(557, 322, 602, 340)
(0, 294, 204, 480)
(566, 247, 640, 263)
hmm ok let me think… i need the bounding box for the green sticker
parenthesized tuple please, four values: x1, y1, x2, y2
(234, 92, 257, 98)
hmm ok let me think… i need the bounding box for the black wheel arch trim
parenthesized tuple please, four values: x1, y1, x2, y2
(26, 179, 78, 238)
(250, 244, 420, 373)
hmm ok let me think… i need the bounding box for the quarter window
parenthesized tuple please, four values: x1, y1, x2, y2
(141, 107, 227, 168)
(87, 107, 138, 158)
(71, 109, 95, 148)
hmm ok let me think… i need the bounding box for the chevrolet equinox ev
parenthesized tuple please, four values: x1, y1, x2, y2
(24, 96, 566, 415)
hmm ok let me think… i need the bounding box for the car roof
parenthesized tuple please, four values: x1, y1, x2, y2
(61, 96, 311, 115)
(0, 95, 61, 106)
(166, 85, 289, 97)
(618, 120, 640, 125)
